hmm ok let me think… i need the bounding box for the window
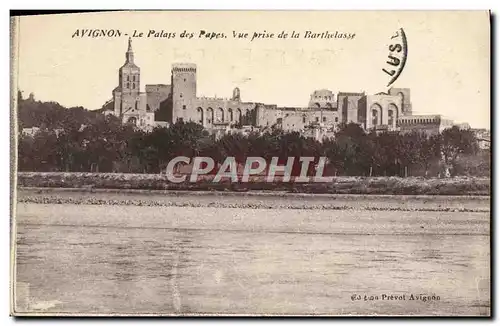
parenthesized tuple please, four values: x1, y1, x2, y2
(335, 117, 339, 122)
(180, 93, 183, 98)
(183, 105, 186, 110)
(127, 76, 130, 81)
(322, 117, 326, 122)
(388, 110, 394, 126)
(372, 110, 379, 126)
(133, 76, 135, 81)
(132, 83, 135, 89)
(126, 83, 129, 88)
(302, 116, 306, 123)
(184, 78, 186, 82)
(315, 117, 319, 122)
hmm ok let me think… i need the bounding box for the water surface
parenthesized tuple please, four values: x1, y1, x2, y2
(14, 202, 490, 316)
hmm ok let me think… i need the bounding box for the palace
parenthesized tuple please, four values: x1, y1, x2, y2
(100, 38, 455, 138)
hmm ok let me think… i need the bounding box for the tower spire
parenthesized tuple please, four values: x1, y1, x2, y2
(125, 37, 134, 63)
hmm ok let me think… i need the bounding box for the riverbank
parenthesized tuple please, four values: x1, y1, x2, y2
(17, 172, 491, 196)
(17, 187, 490, 212)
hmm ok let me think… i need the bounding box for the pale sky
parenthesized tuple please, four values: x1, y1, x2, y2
(14, 11, 490, 128)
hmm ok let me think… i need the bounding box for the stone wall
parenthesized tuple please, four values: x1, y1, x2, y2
(145, 84, 171, 112)
(365, 94, 402, 130)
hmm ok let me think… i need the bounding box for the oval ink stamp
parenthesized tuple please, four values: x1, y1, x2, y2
(383, 28, 408, 87)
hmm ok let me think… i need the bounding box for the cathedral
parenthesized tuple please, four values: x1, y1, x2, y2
(102, 38, 452, 137)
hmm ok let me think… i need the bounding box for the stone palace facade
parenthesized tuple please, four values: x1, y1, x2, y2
(101, 38, 454, 138)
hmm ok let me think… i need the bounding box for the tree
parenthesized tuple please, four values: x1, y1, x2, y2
(417, 134, 441, 177)
(332, 123, 370, 176)
(438, 126, 479, 176)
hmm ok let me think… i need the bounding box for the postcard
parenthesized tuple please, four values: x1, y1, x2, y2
(11, 10, 491, 316)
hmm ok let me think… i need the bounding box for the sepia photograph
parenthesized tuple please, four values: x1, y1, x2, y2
(10, 10, 491, 316)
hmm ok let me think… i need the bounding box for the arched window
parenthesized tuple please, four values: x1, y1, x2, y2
(398, 92, 405, 109)
(372, 110, 379, 126)
(388, 110, 394, 127)
(228, 108, 234, 121)
(388, 103, 398, 127)
(197, 107, 204, 125)
(207, 107, 214, 124)
(235, 108, 242, 124)
(216, 108, 224, 123)
(370, 103, 382, 127)
(127, 117, 137, 125)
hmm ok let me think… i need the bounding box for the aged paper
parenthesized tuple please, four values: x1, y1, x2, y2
(11, 11, 490, 316)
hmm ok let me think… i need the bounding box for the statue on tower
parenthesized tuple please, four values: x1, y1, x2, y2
(232, 87, 241, 101)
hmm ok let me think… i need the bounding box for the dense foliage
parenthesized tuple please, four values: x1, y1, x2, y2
(17, 95, 488, 177)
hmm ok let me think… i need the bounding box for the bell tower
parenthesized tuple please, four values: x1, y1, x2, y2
(113, 37, 141, 116)
(119, 37, 140, 94)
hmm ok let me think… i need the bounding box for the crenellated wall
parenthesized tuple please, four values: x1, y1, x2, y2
(398, 115, 454, 136)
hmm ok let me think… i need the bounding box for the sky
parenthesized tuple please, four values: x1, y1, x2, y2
(13, 11, 490, 128)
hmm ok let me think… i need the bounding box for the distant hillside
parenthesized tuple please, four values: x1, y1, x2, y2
(17, 91, 104, 130)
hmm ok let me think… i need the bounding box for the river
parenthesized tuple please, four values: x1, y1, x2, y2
(13, 193, 490, 316)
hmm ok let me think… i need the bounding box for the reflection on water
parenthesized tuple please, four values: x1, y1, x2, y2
(15, 210, 490, 316)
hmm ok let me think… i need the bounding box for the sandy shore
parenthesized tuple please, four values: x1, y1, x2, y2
(17, 187, 490, 212)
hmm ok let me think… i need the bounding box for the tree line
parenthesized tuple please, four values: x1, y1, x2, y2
(17, 94, 488, 177)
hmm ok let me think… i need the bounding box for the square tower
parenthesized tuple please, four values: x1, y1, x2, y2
(388, 88, 412, 115)
(171, 63, 197, 122)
